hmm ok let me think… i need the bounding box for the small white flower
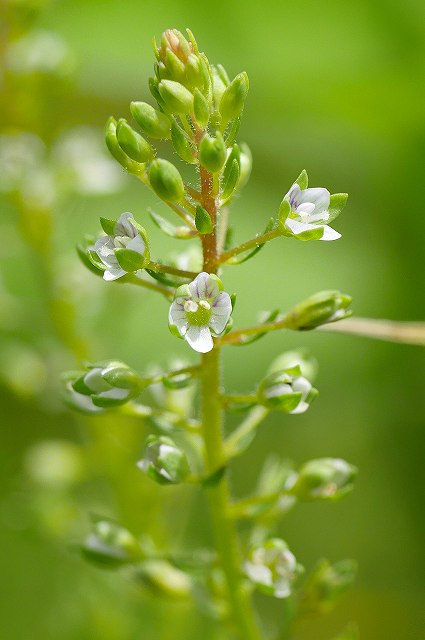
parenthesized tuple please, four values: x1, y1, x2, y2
(284, 183, 340, 241)
(245, 539, 302, 599)
(169, 272, 232, 353)
(93, 212, 148, 281)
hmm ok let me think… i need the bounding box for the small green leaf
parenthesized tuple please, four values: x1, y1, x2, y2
(278, 199, 291, 225)
(99, 217, 116, 235)
(295, 169, 308, 190)
(76, 239, 105, 276)
(195, 205, 213, 234)
(328, 193, 348, 222)
(115, 248, 147, 272)
(149, 209, 193, 239)
(146, 269, 182, 288)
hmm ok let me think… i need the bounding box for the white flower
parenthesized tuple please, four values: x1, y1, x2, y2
(245, 539, 302, 599)
(93, 212, 148, 281)
(284, 183, 340, 241)
(169, 272, 232, 353)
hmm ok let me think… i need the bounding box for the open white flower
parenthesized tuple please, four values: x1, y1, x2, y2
(93, 212, 149, 281)
(245, 538, 302, 599)
(284, 183, 340, 241)
(169, 272, 232, 353)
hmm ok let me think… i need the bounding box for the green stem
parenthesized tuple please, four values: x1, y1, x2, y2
(218, 227, 283, 265)
(201, 348, 262, 640)
(218, 316, 289, 346)
(147, 261, 198, 279)
(123, 273, 174, 299)
(225, 406, 269, 458)
(319, 316, 425, 346)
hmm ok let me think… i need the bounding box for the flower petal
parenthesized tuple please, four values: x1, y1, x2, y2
(285, 218, 318, 236)
(114, 212, 137, 238)
(126, 234, 146, 255)
(185, 325, 213, 353)
(103, 267, 126, 281)
(320, 224, 341, 241)
(84, 368, 110, 393)
(189, 272, 219, 301)
(209, 292, 232, 334)
(296, 187, 330, 213)
(169, 301, 188, 333)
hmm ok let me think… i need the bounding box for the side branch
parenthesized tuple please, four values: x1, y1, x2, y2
(218, 227, 283, 265)
(319, 317, 425, 346)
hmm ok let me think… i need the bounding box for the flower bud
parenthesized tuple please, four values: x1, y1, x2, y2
(81, 519, 142, 568)
(116, 119, 154, 163)
(199, 132, 227, 173)
(288, 458, 357, 501)
(195, 205, 213, 234)
(285, 290, 352, 330)
(137, 559, 192, 599)
(155, 29, 206, 92)
(69, 360, 142, 409)
(104, 117, 140, 174)
(245, 538, 303, 598)
(158, 79, 194, 115)
(137, 435, 190, 485)
(170, 119, 197, 164)
(299, 559, 357, 614)
(193, 87, 210, 127)
(130, 101, 171, 139)
(149, 158, 185, 202)
(257, 366, 318, 414)
(219, 72, 249, 124)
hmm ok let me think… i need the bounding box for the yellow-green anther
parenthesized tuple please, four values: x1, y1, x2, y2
(193, 88, 210, 127)
(116, 119, 154, 163)
(171, 119, 197, 164)
(104, 116, 140, 174)
(219, 71, 249, 123)
(199, 132, 226, 173)
(149, 158, 185, 201)
(158, 79, 194, 114)
(130, 101, 171, 139)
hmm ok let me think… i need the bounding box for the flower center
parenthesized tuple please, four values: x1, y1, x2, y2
(184, 299, 211, 326)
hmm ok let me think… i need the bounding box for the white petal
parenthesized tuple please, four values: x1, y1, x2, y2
(320, 225, 341, 241)
(284, 183, 301, 207)
(185, 325, 213, 353)
(169, 301, 188, 333)
(126, 234, 145, 255)
(189, 272, 219, 301)
(265, 383, 292, 399)
(296, 187, 330, 213)
(84, 368, 110, 393)
(103, 267, 126, 281)
(209, 292, 232, 334)
(285, 218, 316, 236)
(290, 401, 309, 414)
(114, 212, 137, 238)
(97, 387, 131, 400)
(296, 202, 315, 215)
(245, 562, 273, 587)
(291, 376, 311, 398)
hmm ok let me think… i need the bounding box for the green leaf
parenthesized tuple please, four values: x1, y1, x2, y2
(99, 217, 116, 235)
(115, 248, 147, 272)
(295, 169, 308, 190)
(146, 269, 182, 288)
(149, 209, 193, 239)
(76, 237, 105, 276)
(328, 193, 348, 223)
(195, 205, 213, 234)
(278, 198, 291, 225)
(171, 118, 197, 164)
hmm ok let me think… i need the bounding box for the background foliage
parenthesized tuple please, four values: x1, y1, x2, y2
(1, 0, 424, 638)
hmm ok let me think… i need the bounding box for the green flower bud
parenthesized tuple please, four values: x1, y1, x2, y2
(137, 435, 190, 485)
(193, 87, 210, 127)
(130, 101, 171, 139)
(155, 29, 206, 91)
(149, 158, 185, 202)
(116, 119, 154, 163)
(104, 116, 140, 174)
(137, 559, 192, 599)
(288, 458, 357, 501)
(68, 359, 143, 410)
(199, 132, 226, 173)
(219, 72, 249, 124)
(195, 205, 213, 234)
(81, 519, 142, 568)
(170, 119, 197, 164)
(285, 290, 352, 330)
(158, 79, 194, 115)
(245, 538, 303, 598)
(299, 559, 357, 615)
(258, 366, 318, 414)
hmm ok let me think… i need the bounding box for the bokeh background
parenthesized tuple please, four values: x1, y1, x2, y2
(1, 0, 425, 638)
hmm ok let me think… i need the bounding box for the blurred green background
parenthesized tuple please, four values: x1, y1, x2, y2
(1, 0, 425, 638)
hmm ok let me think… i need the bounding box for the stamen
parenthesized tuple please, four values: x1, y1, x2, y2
(199, 300, 211, 310)
(184, 300, 198, 313)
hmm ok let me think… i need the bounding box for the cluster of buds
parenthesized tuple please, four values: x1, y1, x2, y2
(63, 360, 143, 412)
(288, 458, 357, 501)
(257, 365, 318, 414)
(244, 538, 303, 598)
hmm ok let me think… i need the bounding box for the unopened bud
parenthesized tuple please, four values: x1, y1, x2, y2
(300, 559, 357, 614)
(81, 519, 142, 568)
(245, 538, 303, 598)
(137, 559, 192, 599)
(69, 360, 142, 409)
(130, 101, 171, 139)
(258, 366, 318, 414)
(199, 132, 226, 173)
(285, 290, 352, 330)
(104, 117, 140, 174)
(158, 79, 194, 115)
(288, 458, 357, 501)
(149, 158, 185, 202)
(219, 72, 249, 124)
(116, 119, 154, 163)
(137, 435, 190, 485)
(193, 88, 210, 127)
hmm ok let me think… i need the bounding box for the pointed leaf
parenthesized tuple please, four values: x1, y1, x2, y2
(149, 209, 193, 239)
